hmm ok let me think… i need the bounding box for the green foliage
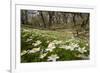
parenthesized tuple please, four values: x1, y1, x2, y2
(21, 28, 89, 63)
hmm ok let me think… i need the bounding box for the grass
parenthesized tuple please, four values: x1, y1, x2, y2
(22, 26, 74, 40)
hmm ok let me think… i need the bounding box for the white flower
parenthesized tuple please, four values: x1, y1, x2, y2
(68, 46, 74, 51)
(59, 45, 66, 49)
(46, 40, 50, 43)
(86, 43, 89, 46)
(77, 47, 87, 53)
(68, 43, 79, 51)
(26, 38, 32, 42)
(59, 45, 70, 50)
(46, 48, 54, 52)
(76, 54, 84, 58)
(76, 54, 89, 59)
(32, 40, 41, 46)
(48, 42, 55, 48)
(48, 54, 59, 62)
(40, 53, 48, 59)
(70, 43, 79, 48)
(46, 42, 56, 52)
(21, 50, 27, 56)
(59, 44, 76, 51)
(52, 40, 62, 44)
(28, 47, 40, 53)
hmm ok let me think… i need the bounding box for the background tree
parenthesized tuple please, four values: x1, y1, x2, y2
(21, 10, 89, 39)
(21, 10, 28, 25)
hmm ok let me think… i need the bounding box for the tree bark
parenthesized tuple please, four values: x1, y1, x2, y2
(40, 11, 46, 28)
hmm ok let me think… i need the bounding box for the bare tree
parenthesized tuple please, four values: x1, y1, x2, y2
(39, 11, 46, 28)
(21, 10, 28, 25)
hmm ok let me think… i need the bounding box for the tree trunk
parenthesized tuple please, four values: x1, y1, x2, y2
(40, 11, 46, 28)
